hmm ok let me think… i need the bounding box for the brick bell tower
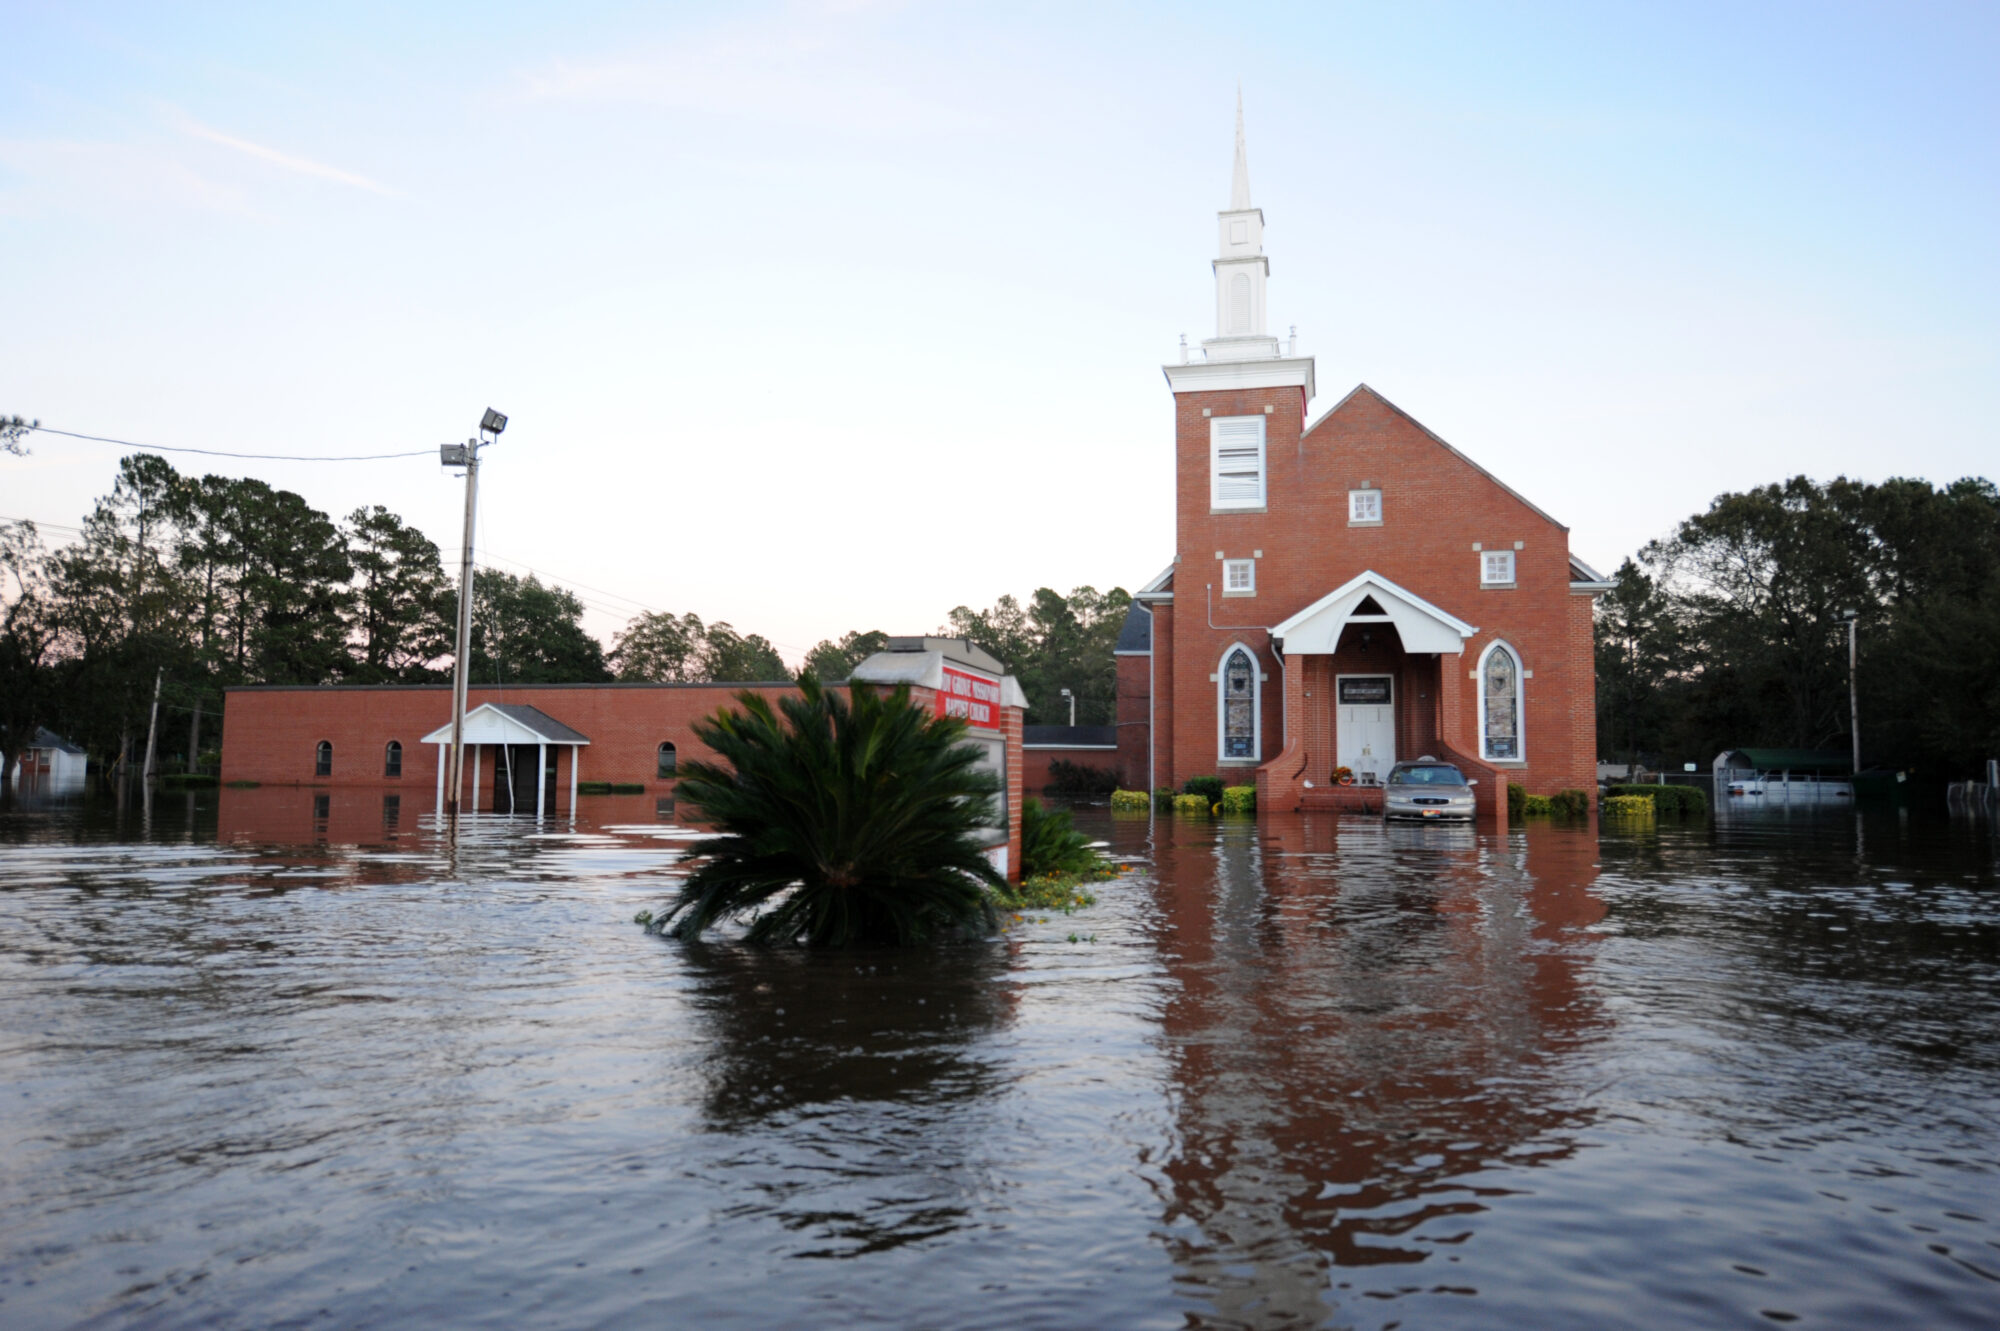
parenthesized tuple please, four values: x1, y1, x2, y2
(1150, 93, 1316, 791)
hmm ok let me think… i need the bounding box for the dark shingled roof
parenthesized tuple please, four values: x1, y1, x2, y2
(485, 703, 591, 744)
(1023, 725, 1117, 748)
(1113, 602, 1152, 653)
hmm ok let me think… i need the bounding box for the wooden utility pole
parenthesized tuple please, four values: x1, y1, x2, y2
(141, 669, 163, 781)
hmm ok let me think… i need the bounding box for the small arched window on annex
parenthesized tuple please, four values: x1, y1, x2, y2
(1216, 642, 1262, 765)
(315, 740, 333, 778)
(384, 740, 403, 778)
(1477, 639, 1525, 763)
(657, 741, 677, 780)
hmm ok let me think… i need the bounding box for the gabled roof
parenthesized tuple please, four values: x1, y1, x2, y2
(1113, 602, 1152, 654)
(422, 703, 591, 746)
(30, 727, 86, 755)
(1305, 384, 1570, 533)
(1134, 561, 1175, 603)
(1271, 569, 1478, 656)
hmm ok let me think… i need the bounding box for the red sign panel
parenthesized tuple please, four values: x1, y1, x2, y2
(937, 666, 1003, 729)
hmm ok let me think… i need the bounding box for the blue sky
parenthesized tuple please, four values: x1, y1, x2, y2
(4, 1, 1995, 659)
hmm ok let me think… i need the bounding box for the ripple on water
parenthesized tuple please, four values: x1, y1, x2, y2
(0, 793, 1996, 1328)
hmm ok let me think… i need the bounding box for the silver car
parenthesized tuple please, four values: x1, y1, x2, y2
(1382, 757, 1477, 822)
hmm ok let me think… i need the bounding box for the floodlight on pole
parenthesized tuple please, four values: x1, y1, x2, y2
(445, 409, 507, 833)
(1060, 687, 1075, 728)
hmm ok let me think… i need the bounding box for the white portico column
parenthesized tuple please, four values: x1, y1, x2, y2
(568, 745, 578, 820)
(536, 742, 546, 821)
(471, 744, 479, 815)
(435, 745, 445, 817)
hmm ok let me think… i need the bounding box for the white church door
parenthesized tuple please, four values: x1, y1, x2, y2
(1335, 675, 1395, 784)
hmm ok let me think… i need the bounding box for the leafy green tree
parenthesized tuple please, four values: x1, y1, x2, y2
(800, 629, 889, 681)
(1593, 558, 1683, 764)
(0, 521, 56, 786)
(0, 415, 35, 457)
(650, 674, 1003, 947)
(610, 610, 708, 681)
(944, 584, 1131, 724)
(463, 569, 611, 683)
(697, 622, 788, 682)
(343, 506, 450, 682)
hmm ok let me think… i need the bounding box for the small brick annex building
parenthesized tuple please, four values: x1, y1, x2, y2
(221, 639, 1029, 879)
(1111, 103, 1611, 819)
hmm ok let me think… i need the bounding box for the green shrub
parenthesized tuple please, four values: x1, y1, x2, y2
(1221, 785, 1256, 815)
(996, 874, 1099, 913)
(1021, 797, 1106, 878)
(1182, 774, 1225, 803)
(1506, 781, 1526, 818)
(1046, 760, 1119, 795)
(1551, 788, 1591, 818)
(645, 674, 1003, 947)
(577, 781, 613, 795)
(1153, 788, 1176, 812)
(1603, 794, 1656, 818)
(224, 780, 260, 789)
(160, 772, 218, 790)
(1172, 792, 1211, 816)
(1522, 793, 1554, 816)
(1109, 788, 1150, 812)
(610, 782, 646, 794)
(1607, 783, 1708, 815)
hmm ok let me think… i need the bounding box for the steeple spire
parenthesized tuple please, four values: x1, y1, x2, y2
(1230, 86, 1252, 210)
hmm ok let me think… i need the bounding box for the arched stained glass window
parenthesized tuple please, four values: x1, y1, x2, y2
(1222, 647, 1257, 760)
(657, 742, 677, 779)
(1481, 643, 1521, 761)
(315, 740, 333, 777)
(1228, 273, 1252, 334)
(384, 740, 402, 777)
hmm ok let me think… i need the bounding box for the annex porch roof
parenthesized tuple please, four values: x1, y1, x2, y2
(421, 703, 590, 747)
(1271, 570, 1479, 657)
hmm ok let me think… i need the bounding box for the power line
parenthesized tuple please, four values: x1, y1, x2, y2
(27, 425, 435, 463)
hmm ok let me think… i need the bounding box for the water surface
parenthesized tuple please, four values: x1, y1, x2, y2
(2, 789, 1996, 1328)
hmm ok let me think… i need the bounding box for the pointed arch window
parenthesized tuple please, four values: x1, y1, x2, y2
(657, 742, 677, 779)
(1219, 645, 1260, 761)
(384, 740, 403, 778)
(315, 740, 333, 777)
(1479, 641, 1523, 761)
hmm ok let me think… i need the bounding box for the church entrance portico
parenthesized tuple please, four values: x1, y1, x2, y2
(1334, 674, 1395, 783)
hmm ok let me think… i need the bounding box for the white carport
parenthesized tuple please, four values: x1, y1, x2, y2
(423, 703, 590, 820)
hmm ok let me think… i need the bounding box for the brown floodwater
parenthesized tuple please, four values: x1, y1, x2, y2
(1, 787, 1996, 1328)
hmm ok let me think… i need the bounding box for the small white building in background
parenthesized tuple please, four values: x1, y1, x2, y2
(7, 727, 88, 793)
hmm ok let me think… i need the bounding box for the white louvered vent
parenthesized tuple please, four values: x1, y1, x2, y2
(1210, 416, 1265, 509)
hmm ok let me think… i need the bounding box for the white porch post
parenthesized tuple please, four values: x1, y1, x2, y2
(568, 744, 578, 820)
(435, 744, 446, 817)
(471, 744, 480, 815)
(536, 742, 546, 821)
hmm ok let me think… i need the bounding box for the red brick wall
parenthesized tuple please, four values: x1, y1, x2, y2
(1020, 746, 1122, 793)
(1115, 650, 1151, 790)
(1161, 383, 1598, 799)
(221, 681, 1027, 881)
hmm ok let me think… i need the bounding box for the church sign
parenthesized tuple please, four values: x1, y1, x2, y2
(937, 667, 1003, 730)
(1338, 677, 1392, 705)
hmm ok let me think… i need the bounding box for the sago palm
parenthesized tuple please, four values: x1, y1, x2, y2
(652, 673, 1005, 947)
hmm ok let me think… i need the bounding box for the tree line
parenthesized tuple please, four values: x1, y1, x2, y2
(1, 452, 1133, 782)
(1596, 474, 2000, 779)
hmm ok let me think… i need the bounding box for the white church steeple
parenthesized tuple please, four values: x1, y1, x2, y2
(1162, 93, 1314, 400)
(1207, 90, 1279, 361)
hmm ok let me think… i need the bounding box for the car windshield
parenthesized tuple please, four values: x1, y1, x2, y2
(1390, 765, 1466, 786)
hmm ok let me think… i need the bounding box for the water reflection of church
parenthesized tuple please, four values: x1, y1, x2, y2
(1144, 817, 1607, 1323)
